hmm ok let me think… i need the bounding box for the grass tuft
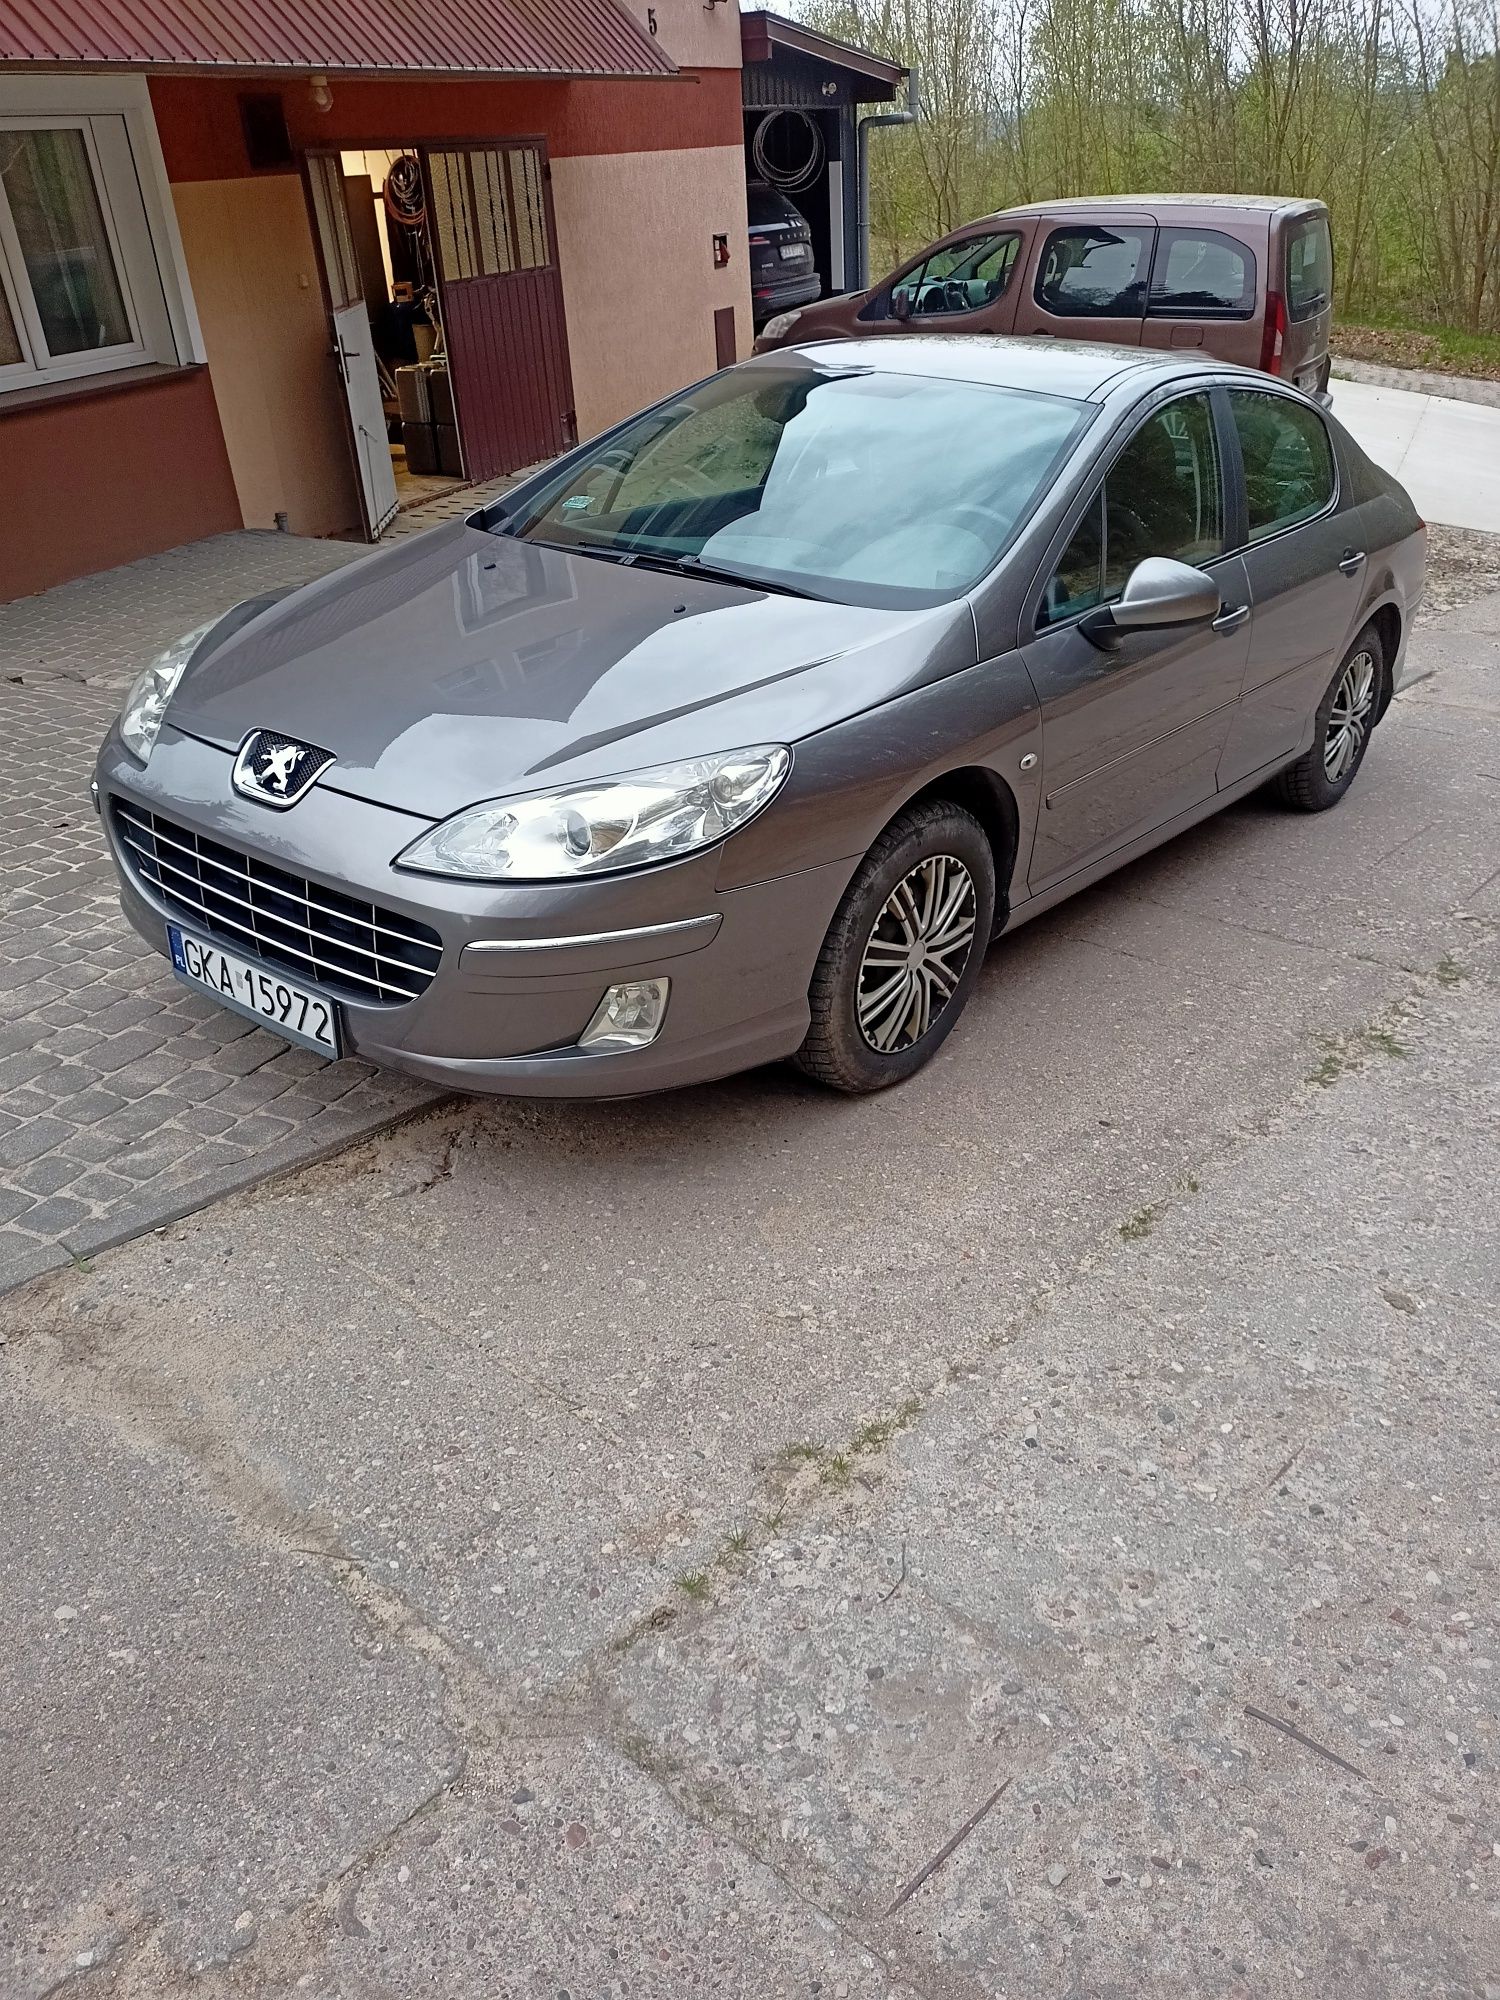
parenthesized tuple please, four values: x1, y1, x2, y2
(1119, 1204, 1163, 1242)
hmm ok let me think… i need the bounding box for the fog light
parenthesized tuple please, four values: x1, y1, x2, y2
(579, 977, 669, 1053)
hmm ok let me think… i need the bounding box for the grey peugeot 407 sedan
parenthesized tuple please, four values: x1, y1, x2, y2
(95, 338, 1425, 1098)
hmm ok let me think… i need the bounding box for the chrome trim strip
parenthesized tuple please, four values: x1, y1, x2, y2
(463, 915, 720, 957)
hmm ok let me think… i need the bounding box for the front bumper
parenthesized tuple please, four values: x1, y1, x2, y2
(97, 726, 852, 1099)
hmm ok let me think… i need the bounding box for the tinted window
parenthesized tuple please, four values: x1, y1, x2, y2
(747, 183, 797, 229)
(1230, 390, 1335, 541)
(1039, 393, 1223, 627)
(1149, 229, 1256, 318)
(513, 364, 1088, 609)
(1286, 216, 1332, 320)
(1036, 226, 1150, 318)
(882, 231, 1020, 320)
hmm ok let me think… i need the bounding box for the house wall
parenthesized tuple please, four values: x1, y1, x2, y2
(171, 175, 360, 536)
(0, 368, 239, 598)
(552, 144, 751, 438)
(152, 64, 752, 517)
(2, 50, 753, 598)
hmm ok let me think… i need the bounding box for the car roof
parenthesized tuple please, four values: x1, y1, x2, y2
(745, 334, 1228, 402)
(991, 193, 1324, 218)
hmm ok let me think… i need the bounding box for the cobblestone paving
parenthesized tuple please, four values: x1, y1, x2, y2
(0, 537, 444, 1294)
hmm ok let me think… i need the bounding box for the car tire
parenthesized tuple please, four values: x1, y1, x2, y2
(793, 800, 997, 1095)
(1273, 623, 1386, 812)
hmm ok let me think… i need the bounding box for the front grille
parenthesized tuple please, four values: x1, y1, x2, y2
(112, 799, 442, 1006)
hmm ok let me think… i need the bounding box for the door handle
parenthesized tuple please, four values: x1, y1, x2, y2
(1212, 603, 1250, 634)
(1338, 549, 1366, 575)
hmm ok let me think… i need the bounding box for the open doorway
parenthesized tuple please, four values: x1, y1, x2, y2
(337, 148, 467, 516)
(305, 140, 576, 539)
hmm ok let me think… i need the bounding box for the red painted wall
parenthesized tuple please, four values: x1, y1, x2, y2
(150, 69, 743, 182)
(0, 368, 241, 601)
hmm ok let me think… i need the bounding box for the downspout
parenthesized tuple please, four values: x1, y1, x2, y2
(856, 68, 919, 291)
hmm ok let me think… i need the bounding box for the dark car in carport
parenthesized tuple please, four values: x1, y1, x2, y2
(747, 180, 820, 328)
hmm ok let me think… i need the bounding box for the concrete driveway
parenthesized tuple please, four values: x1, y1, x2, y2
(1331, 377, 1500, 534)
(2, 574, 1497, 1995)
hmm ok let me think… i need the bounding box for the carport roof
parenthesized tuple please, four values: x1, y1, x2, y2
(0, 0, 677, 79)
(740, 7, 907, 91)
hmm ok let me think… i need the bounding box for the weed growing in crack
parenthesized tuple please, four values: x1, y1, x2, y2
(676, 1569, 712, 1602)
(1120, 1204, 1163, 1242)
(1435, 954, 1466, 989)
(1365, 1026, 1410, 1059)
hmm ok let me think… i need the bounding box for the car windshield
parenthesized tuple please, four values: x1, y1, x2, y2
(500, 363, 1090, 608)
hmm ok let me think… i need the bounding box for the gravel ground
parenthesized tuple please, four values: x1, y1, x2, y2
(1416, 525, 1500, 624)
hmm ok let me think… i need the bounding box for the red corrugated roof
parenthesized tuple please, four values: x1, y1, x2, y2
(0, 0, 677, 77)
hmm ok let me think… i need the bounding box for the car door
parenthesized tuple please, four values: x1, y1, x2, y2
(1215, 386, 1363, 785)
(856, 228, 1026, 337)
(1013, 216, 1154, 346)
(1139, 223, 1264, 369)
(1020, 387, 1252, 892)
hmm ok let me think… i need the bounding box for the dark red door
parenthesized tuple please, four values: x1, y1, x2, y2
(422, 142, 576, 480)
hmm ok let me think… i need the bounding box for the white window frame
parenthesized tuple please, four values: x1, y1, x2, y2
(0, 73, 205, 399)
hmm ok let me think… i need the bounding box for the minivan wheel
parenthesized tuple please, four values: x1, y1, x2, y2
(1273, 624, 1386, 811)
(793, 801, 997, 1094)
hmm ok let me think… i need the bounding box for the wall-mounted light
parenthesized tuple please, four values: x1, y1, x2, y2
(309, 73, 333, 113)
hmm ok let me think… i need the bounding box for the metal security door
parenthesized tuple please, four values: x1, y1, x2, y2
(423, 142, 576, 480)
(305, 152, 398, 538)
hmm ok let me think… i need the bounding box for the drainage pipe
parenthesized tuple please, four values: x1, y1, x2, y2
(856, 68, 920, 291)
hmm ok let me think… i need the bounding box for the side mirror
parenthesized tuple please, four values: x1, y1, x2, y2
(1081, 557, 1221, 650)
(890, 288, 912, 324)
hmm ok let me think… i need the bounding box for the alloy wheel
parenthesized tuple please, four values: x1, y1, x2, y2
(1324, 649, 1376, 783)
(855, 852, 978, 1054)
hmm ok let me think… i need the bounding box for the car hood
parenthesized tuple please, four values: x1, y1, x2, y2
(166, 521, 976, 820)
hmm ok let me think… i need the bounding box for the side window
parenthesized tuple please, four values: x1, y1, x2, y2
(1148, 229, 1256, 319)
(1038, 394, 1223, 629)
(1035, 226, 1150, 318)
(1229, 390, 1335, 541)
(1039, 491, 1105, 627)
(880, 231, 1020, 320)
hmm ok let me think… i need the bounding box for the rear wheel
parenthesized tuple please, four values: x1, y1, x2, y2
(1273, 624, 1385, 811)
(793, 801, 996, 1094)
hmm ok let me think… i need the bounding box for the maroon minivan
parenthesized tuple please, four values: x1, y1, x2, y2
(756, 195, 1335, 398)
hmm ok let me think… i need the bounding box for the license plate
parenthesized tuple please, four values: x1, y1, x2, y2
(778, 244, 805, 262)
(168, 926, 341, 1057)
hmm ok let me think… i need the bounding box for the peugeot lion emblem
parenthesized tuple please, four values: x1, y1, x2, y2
(232, 730, 335, 809)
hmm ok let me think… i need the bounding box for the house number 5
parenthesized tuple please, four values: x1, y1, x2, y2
(647, 7, 657, 30)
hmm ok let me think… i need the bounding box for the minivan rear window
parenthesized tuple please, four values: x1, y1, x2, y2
(1286, 216, 1333, 321)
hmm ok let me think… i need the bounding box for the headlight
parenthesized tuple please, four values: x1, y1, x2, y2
(118, 622, 214, 764)
(760, 309, 803, 342)
(395, 746, 791, 882)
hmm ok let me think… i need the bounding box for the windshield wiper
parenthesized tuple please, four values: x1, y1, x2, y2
(623, 550, 817, 599)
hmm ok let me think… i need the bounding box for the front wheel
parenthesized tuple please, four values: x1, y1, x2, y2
(1273, 625, 1385, 811)
(793, 801, 996, 1094)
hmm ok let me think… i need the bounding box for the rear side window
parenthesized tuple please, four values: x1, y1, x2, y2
(1286, 216, 1332, 321)
(747, 184, 795, 229)
(1039, 392, 1223, 627)
(874, 231, 1020, 321)
(1035, 226, 1150, 318)
(1229, 390, 1335, 540)
(1149, 229, 1256, 318)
